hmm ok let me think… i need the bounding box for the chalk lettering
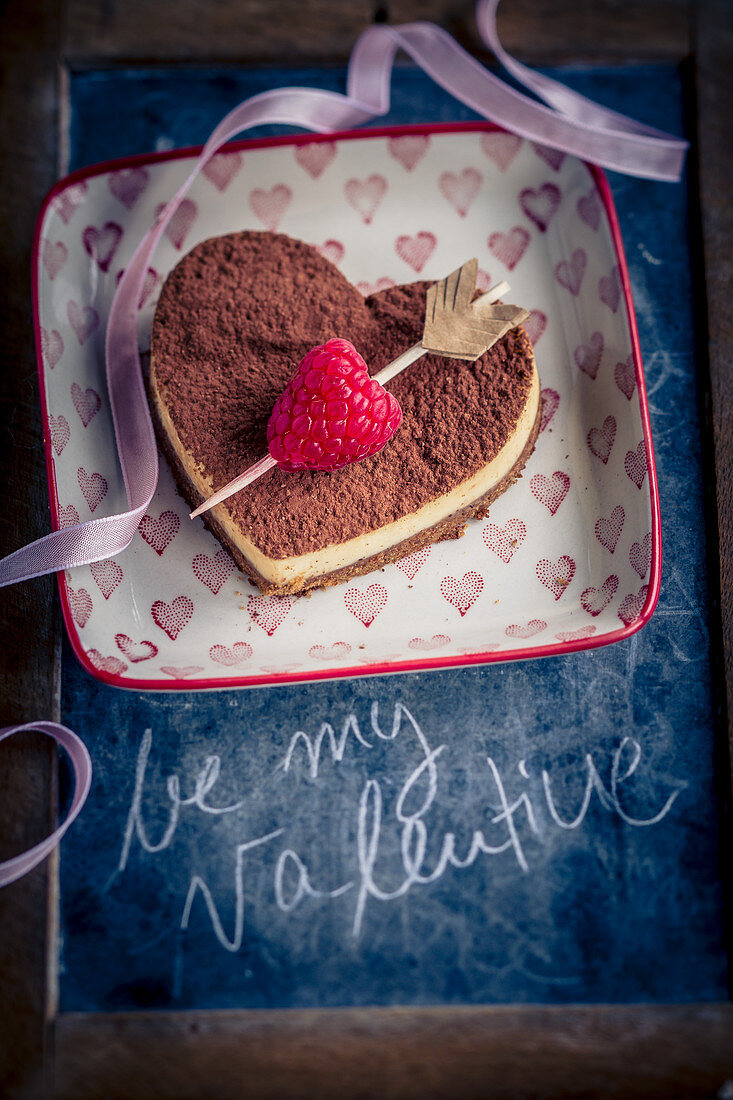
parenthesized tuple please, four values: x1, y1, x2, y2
(611, 737, 683, 825)
(542, 751, 613, 830)
(541, 738, 682, 830)
(371, 700, 418, 742)
(274, 849, 353, 912)
(118, 729, 178, 872)
(280, 714, 372, 779)
(352, 717, 547, 935)
(180, 828, 284, 952)
(172, 753, 245, 816)
(114, 705, 686, 955)
(118, 730, 244, 873)
(486, 756, 541, 872)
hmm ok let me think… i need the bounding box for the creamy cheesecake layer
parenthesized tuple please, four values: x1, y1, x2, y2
(151, 360, 539, 593)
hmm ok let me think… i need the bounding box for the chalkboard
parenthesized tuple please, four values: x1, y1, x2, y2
(58, 63, 730, 1013)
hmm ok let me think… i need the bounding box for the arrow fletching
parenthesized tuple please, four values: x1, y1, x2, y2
(423, 257, 529, 360)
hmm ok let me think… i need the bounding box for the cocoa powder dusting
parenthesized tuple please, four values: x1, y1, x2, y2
(151, 231, 534, 558)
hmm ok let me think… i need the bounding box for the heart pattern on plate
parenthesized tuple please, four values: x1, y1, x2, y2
(68, 586, 93, 628)
(67, 301, 99, 345)
(82, 221, 123, 272)
(480, 131, 521, 171)
(577, 188, 601, 231)
(295, 140, 337, 179)
(587, 415, 617, 464)
(157, 199, 198, 250)
(580, 574, 619, 616)
(531, 471, 570, 515)
(599, 265, 622, 313)
(90, 559, 123, 599)
(395, 230, 436, 271)
(88, 649, 127, 676)
(77, 466, 107, 512)
(630, 532, 652, 578)
(192, 549, 235, 594)
(115, 633, 158, 662)
(209, 641, 253, 665)
(440, 572, 484, 616)
(575, 332, 604, 379)
(618, 584, 649, 626)
(409, 634, 450, 650)
(139, 510, 180, 555)
(388, 134, 430, 171)
(42, 239, 68, 280)
(539, 387, 559, 431)
(483, 518, 526, 563)
(152, 595, 194, 640)
(309, 641, 352, 660)
(41, 328, 64, 370)
(394, 546, 431, 580)
(595, 505, 625, 553)
(109, 168, 149, 209)
(247, 595, 292, 636)
(59, 505, 80, 529)
(506, 619, 546, 638)
(531, 143, 565, 171)
(519, 183, 561, 232)
(440, 169, 482, 217)
(345, 584, 388, 627)
(537, 555, 576, 600)
(624, 441, 648, 489)
(71, 383, 102, 427)
(488, 226, 529, 270)
(202, 152, 244, 192)
(555, 248, 587, 295)
(49, 414, 71, 455)
(345, 175, 387, 224)
(249, 184, 292, 230)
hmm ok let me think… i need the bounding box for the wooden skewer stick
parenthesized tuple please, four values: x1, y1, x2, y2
(190, 264, 527, 520)
(190, 453, 279, 519)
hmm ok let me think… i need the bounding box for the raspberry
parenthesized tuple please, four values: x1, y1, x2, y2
(266, 338, 402, 472)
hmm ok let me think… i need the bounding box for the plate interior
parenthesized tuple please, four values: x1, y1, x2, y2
(35, 127, 657, 687)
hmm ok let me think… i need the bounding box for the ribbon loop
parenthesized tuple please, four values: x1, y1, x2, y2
(0, 723, 92, 887)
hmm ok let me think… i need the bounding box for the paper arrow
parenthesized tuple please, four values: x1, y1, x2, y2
(423, 257, 530, 360)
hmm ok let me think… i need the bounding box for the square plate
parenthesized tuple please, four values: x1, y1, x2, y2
(33, 122, 660, 689)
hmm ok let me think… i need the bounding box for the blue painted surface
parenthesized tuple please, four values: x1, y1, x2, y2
(58, 64, 730, 1012)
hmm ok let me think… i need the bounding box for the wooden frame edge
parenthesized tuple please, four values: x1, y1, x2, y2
(0, 2, 730, 1098)
(54, 1002, 733, 1099)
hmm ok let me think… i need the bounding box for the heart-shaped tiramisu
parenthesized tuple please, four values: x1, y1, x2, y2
(150, 231, 540, 595)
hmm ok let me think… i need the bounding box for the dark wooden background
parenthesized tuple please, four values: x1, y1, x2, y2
(1, 1, 731, 1096)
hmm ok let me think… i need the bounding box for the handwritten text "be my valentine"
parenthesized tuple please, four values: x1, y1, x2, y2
(117, 702, 684, 953)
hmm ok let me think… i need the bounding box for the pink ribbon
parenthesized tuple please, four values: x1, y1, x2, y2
(0, 0, 687, 592)
(0, 723, 92, 887)
(0, 1, 687, 883)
